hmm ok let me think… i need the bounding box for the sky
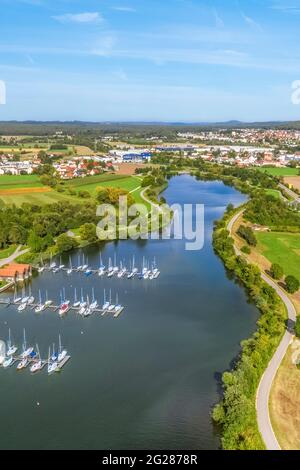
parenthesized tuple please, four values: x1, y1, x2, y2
(0, 0, 300, 122)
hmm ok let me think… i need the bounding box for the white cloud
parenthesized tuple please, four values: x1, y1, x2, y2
(271, 1, 300, 13)
(52, 12, 103, 24)
(240, 11, 263, 31)
(113, 6, 136, 13)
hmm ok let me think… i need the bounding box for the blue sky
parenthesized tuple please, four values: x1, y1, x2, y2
(0, 0, 300, 122)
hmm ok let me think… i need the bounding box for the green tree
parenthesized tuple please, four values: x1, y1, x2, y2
(285, 275, 300, 294)
(55, 233, 78, 253)
(79, 223, 97, 242)
(27, 230, 43, 253)
(270, 263, 284, 280)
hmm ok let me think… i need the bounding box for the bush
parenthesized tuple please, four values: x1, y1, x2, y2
(241, 245, 251, 254)
(270, 263, 284, 280)
(285, 275, 300, 294)
(237, 224, 257, 246)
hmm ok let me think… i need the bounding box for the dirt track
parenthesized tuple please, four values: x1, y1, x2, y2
(284, 176, 300, 191)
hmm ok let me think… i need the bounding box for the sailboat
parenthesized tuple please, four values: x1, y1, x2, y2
(47, 347, 58, 375)
(58, 288, 70, 316)
(98, 253, 105, 276)
(102, 289, 110, 310)
(107, 257, 114, 277)
(20, 329, 33, 359)
(45, 290, 53, 307)
(27, 285, 35, 305)
(132, 255, 138, 275)
(49, 252, 56, 270)
(117, 261, 126, 278)
(84, 257, 92, 276)
(73, 288, 80, 308)
(67, 256, 73, 275)
(81, 254, 88, 272)
(58, 256, 65, 270)
(113, 253, 119, 273)
(18, 301, 27, 312)
(21, 286, 29, 304)
(83, 295, 92, 316)
(114, 293, 122, 313)
(38, 255, 45, 273)
(108, 289, 115, 312)
(6, 328, 18, 356)
(3, 355, 14, 368)
(57, 335, 67, 363)
(90, 288, 98, 310)
(77, 253, 83, 272)
(17, 356, 28, 370)
(30, 344, 43, 373)
(35, 290, 45, 313)
(13, 289, 22, 304)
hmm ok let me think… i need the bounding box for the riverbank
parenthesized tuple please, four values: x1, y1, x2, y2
(211, 204, 287, 450)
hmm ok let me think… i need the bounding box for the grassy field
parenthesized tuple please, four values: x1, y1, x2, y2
(0, 174, 43, 188)
(0, 174, 146, 207)
(270, 342, 300, 450)
(256, 231, 300, 279)
(265, 189, 282, 199)
(258, 167, 299, 176)
(0, 190, 82, 206)
(0, 244, 17, 260)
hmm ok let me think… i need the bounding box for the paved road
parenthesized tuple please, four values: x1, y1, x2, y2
(227, 210, 296, 451)
(279, 183, 300, 203)
(0, 245, 29, 268)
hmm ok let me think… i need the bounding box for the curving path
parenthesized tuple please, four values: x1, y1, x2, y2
(0, 245, 29, 268)
(227, 210, 296, 451)
(140, 187, 163, 213)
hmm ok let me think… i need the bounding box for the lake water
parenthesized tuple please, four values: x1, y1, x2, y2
(0, 175, 259, 450)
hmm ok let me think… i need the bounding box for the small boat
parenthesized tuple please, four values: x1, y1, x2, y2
(52, 267, 59, 273)
(45, 291, 53, 307)
(14, 297, 22, 304)
(114, 294, 122, 313)
(108, 290, 115, 312)
(50, 262, 56, 269)
(113, 253, 119, 273)
(107, 270, 114, 278)
(58, 301, 70, 316)
(30, 345, 43, 373)
(20, 330, 34, 359)
(85, 269, 92, 276)
(57, 335, 67, 363)
(51, 344, 58, 362)
(38, 266, 45, 273)
(18, 302, 27, 312)
(58, 256, 65, 270)
(73, 288, 80, 308)
(35, 289, 45, 313)
(98, 268, 105, 277)
(17, 357, 28, 370)
(102, 289, 110, 310)
(98, 253, 105, 271)
(47, 347, 58, 375)
(67, 256, 73, 275)
(79, 305, 86, 316)
(127, 272, 134, 279)
(90, 288, 98, 310)
(6, 328, 18, 356)
(28, 296, 35, 305)
(3, 356, 14, 368)
(79, 288, 86, 308)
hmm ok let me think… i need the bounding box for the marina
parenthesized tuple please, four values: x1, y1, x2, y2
(35, 254, 161, 281)
(0, 329, 71, 374)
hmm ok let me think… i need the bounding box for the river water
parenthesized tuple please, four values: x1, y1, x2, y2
(0, 175, 259, 450)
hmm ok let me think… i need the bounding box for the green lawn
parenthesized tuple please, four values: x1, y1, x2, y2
(0, 191, 82, 206)
(258, 167, 299, 176)
(0, 244, 17, 260)
(257, 231, 300, 279)
(265, 189, 282, 199)
(68, 174, 128, 188)
(0, 174, 43, 188)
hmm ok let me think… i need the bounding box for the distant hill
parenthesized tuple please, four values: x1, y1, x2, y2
(1, 120, 300, 136)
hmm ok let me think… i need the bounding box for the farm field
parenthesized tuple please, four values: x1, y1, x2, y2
(0, 174, 44, 190)
(284, 176, 300, 191)
(270, 342, 300, 450)
(265, 189, 282, 199)
(258, 167, 299, 176)
(256, 231, 300, 279)
(0, 189, 82, 206)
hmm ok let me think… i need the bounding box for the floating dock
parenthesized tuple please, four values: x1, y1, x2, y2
(0, 299, 125, 318)
(0, 356, 71, 373)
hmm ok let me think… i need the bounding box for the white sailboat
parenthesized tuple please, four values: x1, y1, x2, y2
(18, 302, 27, 312)
(57, 335, 67, 363)
(6, 328, 17, 356)
(108, 289, 115, 311)
(3, 355, 14, 368)
(113, 253, 119, 273)
(35, 289, 45, 313)
(20, 329, 33, 359)
(17, 357, 28, 370)
(83, 295, 92, 316)
(30, 344, 43, 373)
(45, 290, 53, 307)
(102, 289, 110, 310)
(47, 347, 58, 375)
(73, 287, 80, 308)
(114, 293, 122, 313)
(98, 253, 105, 274)
(90, 288, 98, 310)
(67, 256, 73, 275)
